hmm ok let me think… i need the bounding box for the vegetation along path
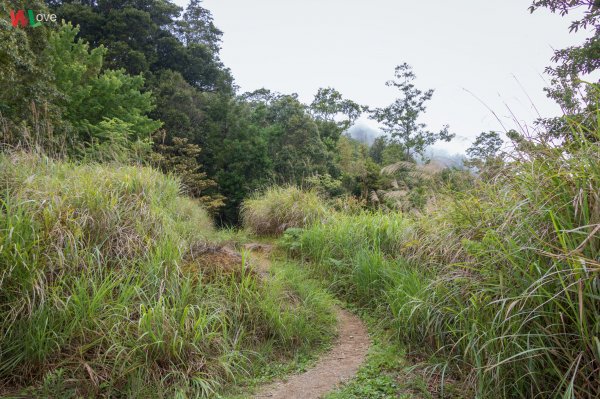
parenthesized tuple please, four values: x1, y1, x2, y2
(244, 244, 371, 399)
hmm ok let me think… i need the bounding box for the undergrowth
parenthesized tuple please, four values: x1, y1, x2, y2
(220, 257, 337, 398)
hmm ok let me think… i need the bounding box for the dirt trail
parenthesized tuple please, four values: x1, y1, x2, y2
(244, 244, 370, 399)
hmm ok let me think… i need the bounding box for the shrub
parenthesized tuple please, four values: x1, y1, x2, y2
(241, 186, 329, 236)
(151, 136, 225, 214)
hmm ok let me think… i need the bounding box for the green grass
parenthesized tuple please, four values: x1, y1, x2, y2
(323, 313, 413, 399)
(0, 153, 335, 397)
(325, 335, 404, 399)
(219, 257, 337, 398)
(241, 186, 330, 236)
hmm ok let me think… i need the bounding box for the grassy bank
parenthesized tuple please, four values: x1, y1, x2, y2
(274, 124, 600, 398)
(323, 308, 458, 399)
(0, 153, 335, 397)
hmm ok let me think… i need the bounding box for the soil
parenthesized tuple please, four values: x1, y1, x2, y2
(245, 244, 370, 399)
(243, 243, 274, 277)
(183, 242, 253, 281)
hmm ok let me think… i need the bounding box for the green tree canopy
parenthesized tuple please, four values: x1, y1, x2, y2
(530, 0, 599, 140)
(0, 0, 58, 128)
(370, 63, 455, 160)
(45, 23, 160, 155)
(466, 131, 503, 163)
(47, 0, 233, 92)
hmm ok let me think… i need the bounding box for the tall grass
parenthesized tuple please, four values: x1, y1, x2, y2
(242, 186, 329, 236)
(0, 153, 334, 397)
(291, 114, 600, 397)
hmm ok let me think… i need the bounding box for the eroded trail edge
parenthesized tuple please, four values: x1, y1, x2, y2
(245, 244, 370, 399)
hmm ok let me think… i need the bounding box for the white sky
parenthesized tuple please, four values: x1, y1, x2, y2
(174, 0, 590, 154)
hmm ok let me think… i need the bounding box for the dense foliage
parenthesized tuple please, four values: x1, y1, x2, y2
(1, 0, 464, 224)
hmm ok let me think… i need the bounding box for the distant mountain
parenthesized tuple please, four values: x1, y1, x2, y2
(346, 123, 381, 146)
(419, 147, 467, 169)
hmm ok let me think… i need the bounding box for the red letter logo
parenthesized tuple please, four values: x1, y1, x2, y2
(10, 10, 29, 28)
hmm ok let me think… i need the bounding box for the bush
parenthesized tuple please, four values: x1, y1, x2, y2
(241, 186, 329, 236)
(151, 136, 225, 214)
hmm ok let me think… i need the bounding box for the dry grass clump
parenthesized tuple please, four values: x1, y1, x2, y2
(241, 186, 329, 236)
(182, 242, 255, 282)
(0, 152, 212, 267)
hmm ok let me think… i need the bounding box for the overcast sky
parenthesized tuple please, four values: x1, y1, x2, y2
(174, 0, 589, 154)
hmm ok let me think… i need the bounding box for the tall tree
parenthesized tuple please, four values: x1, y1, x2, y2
(221, 98, 273, 220)
(1, 0, 59, 132)
(466, 131, 503, 163)
(310, 87, 364, 132)
(369, 136, 388, 165)
(370, 63, 454, 161)
(45, 23, 160, 157)
(465, 131, 504, 174)
(47, 0, 232, 92)
(149, 70, 206, 142)
(266, 95, 329, 184)
(309, 87, 364, 177)
(178, 0, 222, 53)
(529, 0, 599, 140)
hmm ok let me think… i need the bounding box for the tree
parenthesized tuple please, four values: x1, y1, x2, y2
(152, 136, 224, 213)
(370, 63, 455, 160)
(309, 87, 364, 132)
(529, 1, 599, 88)
(465, 131, 503, 172)
(47, 0, 233, 92)
(266, 95, 329, 185)
(149, 70, 206, 143)
(178, 0, 223, 53)
(44, 23, 160, 156)
(369, 136, 388, 165)
(309, 87, 364, 177)
(49, 1, 175, 75)
(0, 0, 61, 144)
(210, 98, 273, 224)
(529, 0, 599, 139)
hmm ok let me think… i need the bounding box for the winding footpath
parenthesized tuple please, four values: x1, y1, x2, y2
(244, 244, 370, 399)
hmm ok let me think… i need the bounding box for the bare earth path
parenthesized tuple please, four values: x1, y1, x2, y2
(244, 244, 370, 399)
